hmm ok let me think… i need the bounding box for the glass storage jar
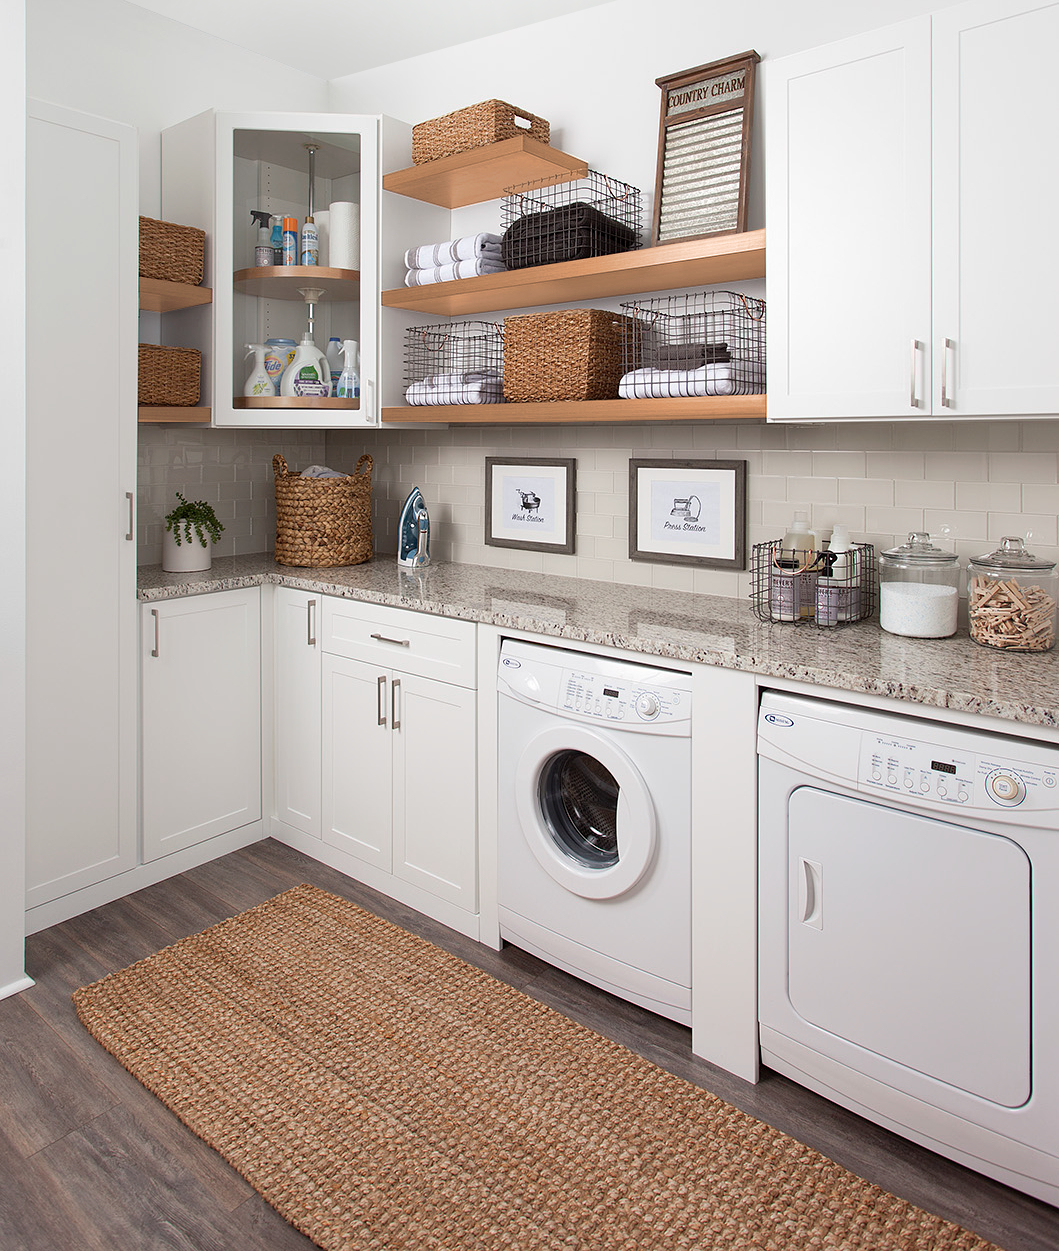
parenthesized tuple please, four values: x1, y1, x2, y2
(967, 537, 1057, 652)
(879, 532, 960, 638)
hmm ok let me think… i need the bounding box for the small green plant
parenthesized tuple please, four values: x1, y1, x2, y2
(164, 492, 225, 548)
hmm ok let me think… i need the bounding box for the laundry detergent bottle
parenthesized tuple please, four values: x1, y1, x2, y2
(280, 333, 332, 398)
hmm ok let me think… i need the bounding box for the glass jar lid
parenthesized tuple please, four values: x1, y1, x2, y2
(969, 536, 1057, 573)
(880, 531, 959, 566)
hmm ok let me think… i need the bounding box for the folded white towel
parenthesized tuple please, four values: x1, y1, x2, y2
(405, 370, 504, 406)
(404, 258, 507, 286)
(300, 464, 346, 479)
(405, 233, 503, 269)
(618, 362, 766, 399)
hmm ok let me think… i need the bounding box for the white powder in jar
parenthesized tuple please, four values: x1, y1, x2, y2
(880, 582, 959, 638)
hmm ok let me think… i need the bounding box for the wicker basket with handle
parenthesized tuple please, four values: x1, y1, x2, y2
(138, 344, 201, 406)
(273, 454, 373, 569)
(139, 215, 206, 285)
(502, 309, 633, 403)
(412, 100, 550, 165)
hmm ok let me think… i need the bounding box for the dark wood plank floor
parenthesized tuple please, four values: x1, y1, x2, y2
(2, 838, 1056, 1250)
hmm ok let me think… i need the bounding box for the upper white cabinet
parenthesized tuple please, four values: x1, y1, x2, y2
(767, 0, 1059, 421)
(25, 101, 139, 911)
(160, 111, 447, 429)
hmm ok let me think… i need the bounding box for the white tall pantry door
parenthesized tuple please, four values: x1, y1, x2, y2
(25, 102, 138, 910)
(931, 0, 1059, 416)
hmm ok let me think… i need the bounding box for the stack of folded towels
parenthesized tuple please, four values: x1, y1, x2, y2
(405, 369, 503, 406)
(404, 233, 507, 286)
(617, 342, 766, 398)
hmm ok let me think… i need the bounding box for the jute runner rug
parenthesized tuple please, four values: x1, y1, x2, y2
(74, 884, 998, 1251)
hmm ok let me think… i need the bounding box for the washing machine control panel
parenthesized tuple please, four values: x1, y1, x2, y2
(560, 668, 688, 729)
(858, 732, 1058, 814)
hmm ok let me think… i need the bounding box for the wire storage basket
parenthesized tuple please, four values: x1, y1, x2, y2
(404, 321, 504, 406)
(750, 539, 877, 626)
(500, 169, 641, 270)
(618, 291, 765, 398)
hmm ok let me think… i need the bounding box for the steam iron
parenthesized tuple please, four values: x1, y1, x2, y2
(397, 486, 431, 569)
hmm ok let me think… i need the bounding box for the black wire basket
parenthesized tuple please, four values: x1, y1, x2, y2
(750, 539, 877, 626)
(618, 290, 765, 398)
(500, 169, 642, 270)
(403, 320, 504, 406)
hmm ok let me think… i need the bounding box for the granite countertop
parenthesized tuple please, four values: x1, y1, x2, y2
(137, 555, 1059, 730)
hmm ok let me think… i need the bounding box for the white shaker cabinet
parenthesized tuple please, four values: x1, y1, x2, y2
(141, 589, 262, 861)
(767, 0, 1059, 421)
(273, 587, 322, 839)
(321, 600, 478, 915)
(25, 101, 139, 910)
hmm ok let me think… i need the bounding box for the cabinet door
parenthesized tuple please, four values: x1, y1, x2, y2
(392, 674, 477, 911)
(274, 588, 321, 837)
(932, 0, 1059, 415)
(142, 589, 262, 860)
(766, 19, 933, 420)
(25, 102, 138, 908)
(322, 654, 393, 870)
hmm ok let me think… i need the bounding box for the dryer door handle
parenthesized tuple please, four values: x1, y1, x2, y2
(799, 857, 823, 930)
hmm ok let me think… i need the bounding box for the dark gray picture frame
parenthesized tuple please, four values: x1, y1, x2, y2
(629, 458, 747, 569)
(485, 457, 577, 554)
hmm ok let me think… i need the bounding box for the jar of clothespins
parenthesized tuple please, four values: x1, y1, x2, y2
(967, 537, 1057, 652)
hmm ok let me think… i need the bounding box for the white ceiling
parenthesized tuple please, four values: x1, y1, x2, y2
(123, 0, 615, 81)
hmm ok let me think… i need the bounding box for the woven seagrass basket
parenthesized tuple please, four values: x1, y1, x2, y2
(138, 344, 201, 406)
(502, 309, 633, 402)
(273, 454, 373, 568)
(139, 216, 206, 285)
(412, 100, 550, 165)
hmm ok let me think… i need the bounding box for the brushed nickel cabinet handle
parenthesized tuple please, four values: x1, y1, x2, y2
(126, 492, 134, 540)
(377, 674, 387, 727)
(941, 337, 956, 408)
(150, 608, 160, 658)
(371, 632, 410, 647)
(909, 340, 922, 409)
(392, 677, 401, 731)
(307, 598, 317, 646)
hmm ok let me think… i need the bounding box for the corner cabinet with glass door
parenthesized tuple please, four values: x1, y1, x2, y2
(159, 111, 447, 428)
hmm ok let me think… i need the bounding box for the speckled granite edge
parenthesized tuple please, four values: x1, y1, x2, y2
(137, 555, 1059, 730)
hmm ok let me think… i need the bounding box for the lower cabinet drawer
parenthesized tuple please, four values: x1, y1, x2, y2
(322, 598, 477, 688)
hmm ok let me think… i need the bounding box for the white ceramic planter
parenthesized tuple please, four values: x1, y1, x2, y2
(162, 526, 213, 572)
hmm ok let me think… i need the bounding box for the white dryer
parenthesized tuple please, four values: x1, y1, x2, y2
(758, 691, 1059, 1205)
(497, 639, 692, 1025)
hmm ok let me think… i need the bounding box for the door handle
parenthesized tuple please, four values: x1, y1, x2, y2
(307, 598, 317, 646)
(150, 608, 160, 658)
(392, 677, 401, 731)
(377, 674, 387, 727)
(941, 337, 956, 408)
(371, 632, 410, 647)
(799, 857, 823, 930)
(909, 339, 922, 409)
(125, 491, 135, 540)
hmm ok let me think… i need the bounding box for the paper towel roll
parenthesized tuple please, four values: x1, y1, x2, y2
(329, 201, 360, 270)
(313, 210, 329, 268)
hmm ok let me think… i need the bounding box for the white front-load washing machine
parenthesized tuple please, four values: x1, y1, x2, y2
(497, 638, 692, 1025)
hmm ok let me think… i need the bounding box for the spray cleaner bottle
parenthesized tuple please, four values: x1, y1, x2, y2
(335, 339, 360, 400)
(243, 344, 276, 397)
(250, 210, 272, 266)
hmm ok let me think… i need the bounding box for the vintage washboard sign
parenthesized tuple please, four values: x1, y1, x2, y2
(652, 52, 760, 245)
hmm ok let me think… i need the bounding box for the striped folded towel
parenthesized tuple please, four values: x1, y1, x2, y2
(618, 363, 766, 399)
(405, 233, 503, 269)
(404, 258, 507, 286)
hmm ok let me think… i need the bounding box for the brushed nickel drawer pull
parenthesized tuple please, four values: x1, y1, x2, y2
(150, 608, 160, 658)
(392, 677, 401, 731)
(307, 598, 317, 646)
(125, 492, 134, 541)
(377, 674, 387, 727)
(371, 632, 410, 647)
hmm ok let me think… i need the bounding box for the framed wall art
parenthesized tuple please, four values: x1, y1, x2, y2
(485, 457, 576, 554)
(629, 458, 747, 569)
(652, 51, 760, 245)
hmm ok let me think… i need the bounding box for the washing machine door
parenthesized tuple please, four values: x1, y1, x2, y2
(514, 724, 657, 899)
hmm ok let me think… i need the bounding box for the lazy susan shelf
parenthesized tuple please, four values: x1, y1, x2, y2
(233, 266, 360, 300)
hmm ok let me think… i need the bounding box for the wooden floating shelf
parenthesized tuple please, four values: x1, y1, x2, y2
(233, 266, 360, 300)
(380, 395, 766, 424)
(138, 277, 212, 313)
(381, 230, 766, 316)
(383, 136, 589, 209)
(233, 396, 360, 410)
(138, 406, 212, 423)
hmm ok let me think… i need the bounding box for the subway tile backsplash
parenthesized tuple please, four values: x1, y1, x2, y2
(138, 419, 1059, 602)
